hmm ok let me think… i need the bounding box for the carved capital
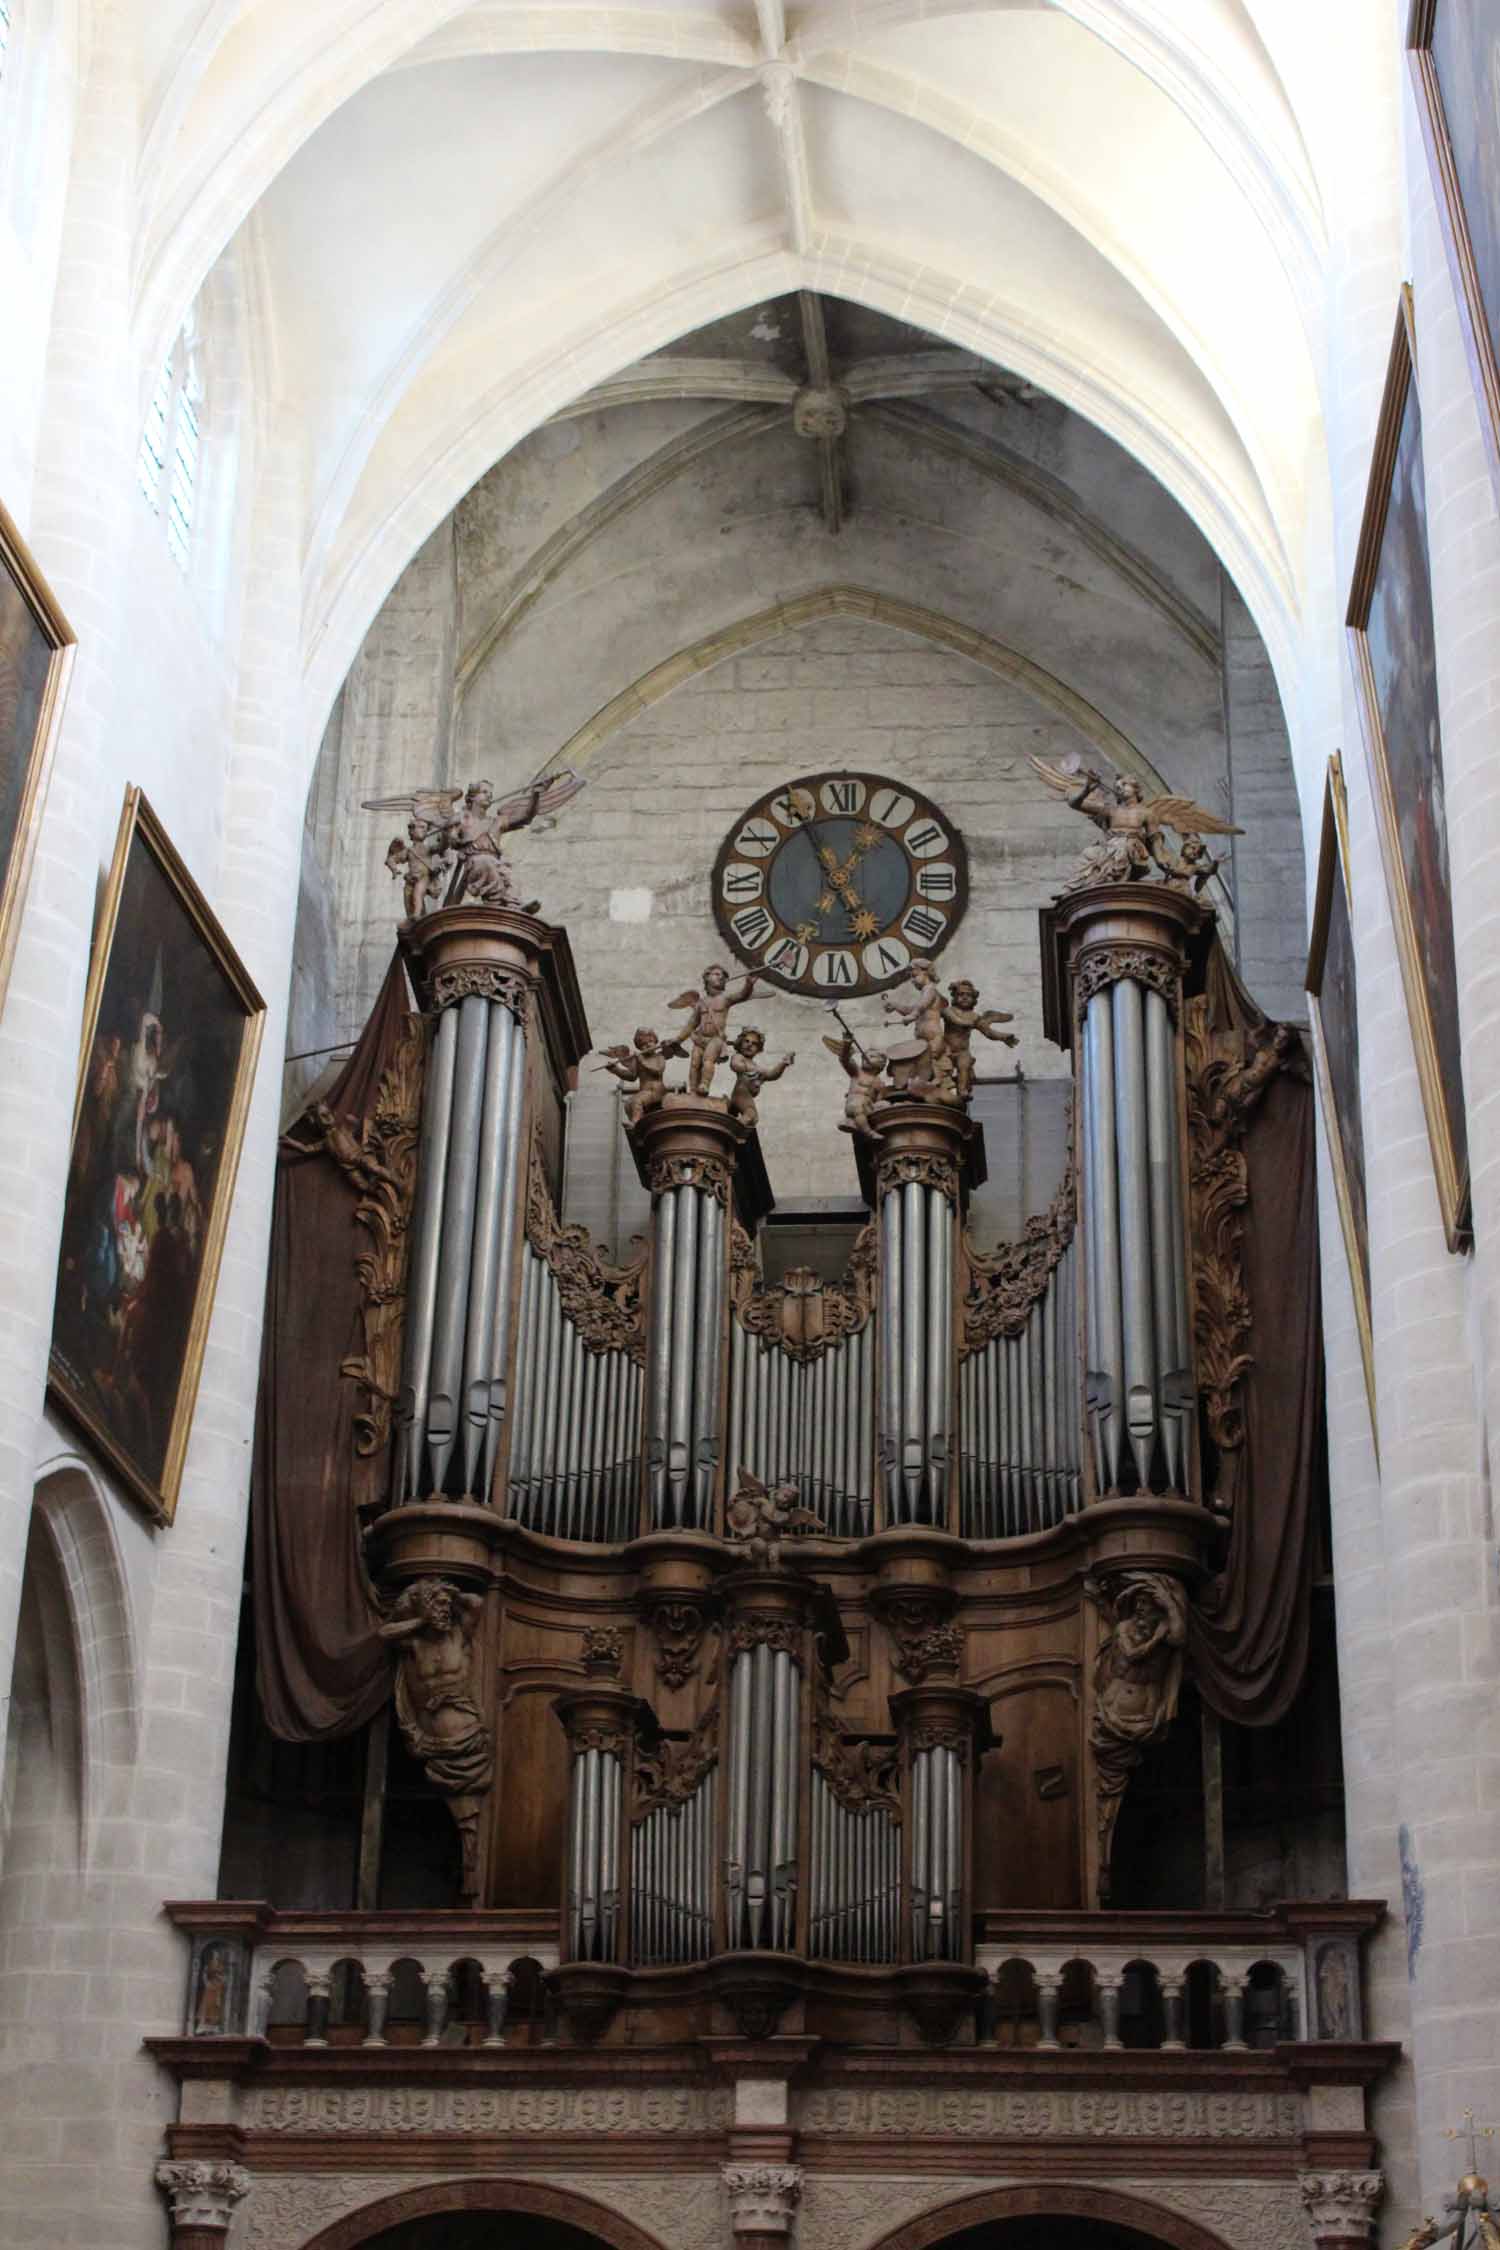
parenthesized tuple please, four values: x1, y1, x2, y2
(155, 2161, 252, 2236)
(723, 2162, 803, 2238)
(647, 1149, 733, 1203)
(1299, 2172, 1383, 2248)
(1074, 943, 1180, 1020)
(429, 961, 532, 1014)
(728, 1614, 801, 1658)
(876, 1146, 960, 1202)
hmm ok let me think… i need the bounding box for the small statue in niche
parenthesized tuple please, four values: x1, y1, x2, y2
(365, 768, 585, 921)
(881, 957, 955, 1098)
(1029, 753, 1240, 894)
(1085, 1570, 1188, 1903)
(725, 1465, 823, 1568)
(594, 1027, 684, 1125)
(378, 1578, 493, 1898)
(824, 1024, 889, 1141)
(942, 979, 1019, 1102)
(1315, 1943, 1352, 2039)
(668, 963, 764, 1097)
(727, 1028, 795, 1131)
(191, 1943, 230, 2035)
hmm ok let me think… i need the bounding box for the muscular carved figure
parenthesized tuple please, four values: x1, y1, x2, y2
(1085, 1571, 1187, 1902)
(379, 1579, 492, 1896)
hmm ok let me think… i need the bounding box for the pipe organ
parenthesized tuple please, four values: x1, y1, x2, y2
(356, 871, 1284, 2016)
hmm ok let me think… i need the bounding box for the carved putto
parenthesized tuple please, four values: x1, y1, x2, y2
(725, 1465, 822, 1566)
(366, 768, 585, 922)
(1030, 752, 1239, 894)
(727, 1027, 795, 1130)
(668, 962, 765, 1097)
(594, 1026, 685, 1125)
(825, 1024, 890, 1141)
(378, 1578, 493, 1899)
(1085, 1570, 1188, 1902)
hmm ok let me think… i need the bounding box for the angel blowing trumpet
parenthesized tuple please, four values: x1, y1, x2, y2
(1029, 753, 1239, 896)
(366, 768, 586, 922)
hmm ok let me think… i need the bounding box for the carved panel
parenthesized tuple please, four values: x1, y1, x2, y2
(796, 2089, 1300, 2138)
(731, 1218, 877, 1362)
(244, 2086, 733, 2135)
(527, 1128, 648, 1364)
(301, 1012, 425, 1456)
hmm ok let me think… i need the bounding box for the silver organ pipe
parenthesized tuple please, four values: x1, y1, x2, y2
(1078, 975, 1194, 1495)
(631, 1763, 715, 1965)
(394, 991, 529, 1503)
(881, 1178, 955, 1526)
(506, 1243, 643, 1543)
(564, 1742, 624, 1962)
(724, 1641, 802, 1952)
(643, 1181, 725, 1531)
(728, 1322, 875, 1539)
(908, 1741, 963, 1960)
(808, 1769, 901, 1963)
(959, 1241, 1082, 1539)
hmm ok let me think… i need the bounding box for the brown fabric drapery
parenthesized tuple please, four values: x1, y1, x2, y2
(1188, 950, 1324, 1729)
(250, 956, 416, 1741)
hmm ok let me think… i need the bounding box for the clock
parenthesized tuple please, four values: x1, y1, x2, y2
(712, 772, 968, 997)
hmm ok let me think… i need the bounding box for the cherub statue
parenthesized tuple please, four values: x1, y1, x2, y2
(383, 817, 450, 921)
(594, 1027, 684, 1126)
(727, 1028, 794, 1131)
(725, 1465, 823, 1568)
(1029, 753, 1239, 894)
(942, 979, 1019, 1102)
(881, 957, 954, 1097)
(364, 767, 585, 919)
(1151, 829, 1226, 895)
(823, 1026, 889, 1141)
(668, 963, 764, 1097)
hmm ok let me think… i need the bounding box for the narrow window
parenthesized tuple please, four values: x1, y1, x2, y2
(136, 314, 204, 572)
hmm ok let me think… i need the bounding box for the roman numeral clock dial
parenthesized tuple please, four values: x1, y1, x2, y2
(712, 773, 969, 998)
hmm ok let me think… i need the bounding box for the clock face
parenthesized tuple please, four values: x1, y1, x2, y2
(712, 772, 968, 997)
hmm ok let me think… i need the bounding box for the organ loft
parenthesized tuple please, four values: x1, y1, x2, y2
(153, 760, 1393, 2250)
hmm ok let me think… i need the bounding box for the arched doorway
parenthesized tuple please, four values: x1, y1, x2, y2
(301, 2179, 669, 2250)
(872, 2185, 1235, 2250)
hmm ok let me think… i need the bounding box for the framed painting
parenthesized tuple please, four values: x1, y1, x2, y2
(1346, 288, 1470, 1253)
(1306, 755, 1376, 1451)
(1409, 0, 1500, 503)
(0, 497, 75, 1016)
(49, 789, 265, 1523)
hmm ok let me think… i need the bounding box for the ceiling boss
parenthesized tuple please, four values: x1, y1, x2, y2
(712, 772, 969, 999)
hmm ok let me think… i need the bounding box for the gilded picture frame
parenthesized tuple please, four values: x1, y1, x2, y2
(48, 789, 265, 1523)
(1346, 288, 1470, 1253)
(1306, 754, 1377, 1452)
(1409, 0, 1500, 505)
(0, 496, 75, 1018)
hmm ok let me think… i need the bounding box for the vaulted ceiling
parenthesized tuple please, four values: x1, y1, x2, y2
(127, 1, 1362, 720)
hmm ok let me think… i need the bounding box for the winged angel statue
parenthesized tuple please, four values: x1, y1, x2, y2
(1029, 754, 1239, 895)
(365, 768, 586, 921)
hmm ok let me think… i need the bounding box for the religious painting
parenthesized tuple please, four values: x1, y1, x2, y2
(0, 497, 75, 1018)
(1410, 0, 1500, 501)
(49, 790, 265, 1523)
(1346, 289, 1470, 1252)
(1307, 755, 1376, 1451)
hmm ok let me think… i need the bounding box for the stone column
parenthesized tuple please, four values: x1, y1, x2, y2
(154, 2162, 251, 2250)
(723, 2162, 803, 2250)
(1298, 2170, 1383, 2250)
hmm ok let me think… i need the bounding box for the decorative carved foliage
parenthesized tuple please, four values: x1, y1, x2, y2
(581, 1626, 625, 1677)
(1073, 945, 1180, 1019)
(304, 1011, 425, 1455)
(876, 1147, 960, 1202)
(429, 962, 532, 1014)
(527, 1129, 648, 1364)
(633, 1704, 719, 1818)
(728, 1613, 800, 1657)
(645, 1596, 710, 1689)
(1184, 997, 1298, 1465)
(961, 1144, 1074, 1353)
(645, 1149, 732, 1203)
(812, 1711, 901, 1817)
(730, 1219, 877, 1362)
(878, 1593, 962, 1683)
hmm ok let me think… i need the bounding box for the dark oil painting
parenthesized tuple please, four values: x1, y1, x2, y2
(1413, 0, 1500, 492)
(49, 793, 263, 1521)
(0, 501, 73, 1014)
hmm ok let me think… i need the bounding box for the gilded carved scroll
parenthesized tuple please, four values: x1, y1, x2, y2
(304, 1012, 425, 1456)
(525, 1128, 648, 1363)
(729, 1217, 876, 1361)
(1184, 999, 1298, 1462)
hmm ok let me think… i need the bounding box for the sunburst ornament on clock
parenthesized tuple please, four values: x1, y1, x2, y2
(712, 772, 969, 998)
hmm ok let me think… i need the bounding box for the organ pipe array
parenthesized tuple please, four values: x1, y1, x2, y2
(508, 1243, 642, 1542)
(562, 1737, 624, 1963)
(880, 1172, 955, 1525)
(809, 1765, 901, 1963)
(395, 988, 527, 1502)
(1078, 975, 1192, 1495)
(728, 1324, 875, 1540)
(631, 1769, 715, 1964)
(908, 1737, 965, 1960)
(644, 1178, 727, 1531)
(723, 1631, 803, 1951)
(958, 1239, 1082, 1538)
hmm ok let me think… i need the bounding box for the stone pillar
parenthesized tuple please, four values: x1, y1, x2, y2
(1298, 2170, 1383, 2250)
(154, 2162, 251, 2250)
(723, 2162, 803, 2250)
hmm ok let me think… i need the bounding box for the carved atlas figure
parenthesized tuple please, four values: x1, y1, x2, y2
(1029, 752, 1239, 894)
(366, 767, 586, 919)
